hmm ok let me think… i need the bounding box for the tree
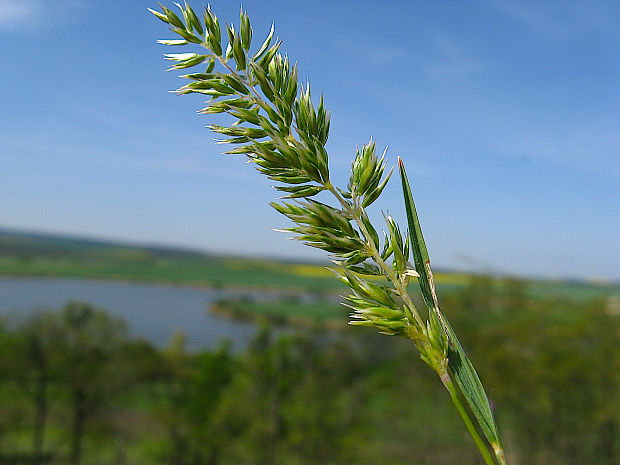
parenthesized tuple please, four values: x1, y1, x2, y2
(210, 326, 368, 465)
(52, 302, 128, 465)
(0, 311, 62, 464)
(154, 331, 235, 465)
(21, 313, 58, 465)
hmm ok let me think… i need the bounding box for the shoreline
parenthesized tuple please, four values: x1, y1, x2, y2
(209, 302, 347, 331)
(2, 271, 618, 303)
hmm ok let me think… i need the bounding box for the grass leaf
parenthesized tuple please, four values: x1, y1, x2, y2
(399, 156, 502, 450)
(440, 311, 501, 448)
(397, 157, 437, 310)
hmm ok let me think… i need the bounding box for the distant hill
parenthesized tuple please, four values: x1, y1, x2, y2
(0, 228, 344, 292)
(0, 228, 218, 261)
(0, 228, 618, 302)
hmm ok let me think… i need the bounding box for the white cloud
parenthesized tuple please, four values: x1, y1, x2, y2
(0, 0, 85, 32)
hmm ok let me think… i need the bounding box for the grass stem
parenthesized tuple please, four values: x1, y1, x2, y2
(442, 374, 497, 465)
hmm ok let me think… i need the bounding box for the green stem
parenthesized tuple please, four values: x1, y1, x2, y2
(442, 373, 497, 465)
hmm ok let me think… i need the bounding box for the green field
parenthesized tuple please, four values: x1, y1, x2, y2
(0, 230, 344, 292)
(1, 229, 618, 302)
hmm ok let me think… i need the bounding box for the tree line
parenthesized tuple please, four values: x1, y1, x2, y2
(0, 278, 618, 464)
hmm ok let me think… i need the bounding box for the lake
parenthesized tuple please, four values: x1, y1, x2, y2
(0, 277, 277, 350)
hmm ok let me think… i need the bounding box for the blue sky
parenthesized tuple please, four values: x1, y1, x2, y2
(1, 0, 618, 280)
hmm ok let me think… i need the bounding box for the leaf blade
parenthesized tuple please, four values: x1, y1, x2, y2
(398, 157, 437, 310)
(398, 157, 501, 450)
(443, 312, 501, 447)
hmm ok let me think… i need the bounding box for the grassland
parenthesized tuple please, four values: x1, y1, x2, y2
(1, 229, 618, 302)
(211, 297, 347, 327)
(0, 230, 344, 292)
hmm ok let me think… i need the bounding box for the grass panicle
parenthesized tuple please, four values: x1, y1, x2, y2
(152, 5, 509, 464)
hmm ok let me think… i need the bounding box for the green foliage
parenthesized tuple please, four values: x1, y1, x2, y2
(0, 303, 133, 465)
(446, 282, 620, 465)
(0, 287, 618, 464)
(207, 327, 367, 465)
(155, 338, 235, 464)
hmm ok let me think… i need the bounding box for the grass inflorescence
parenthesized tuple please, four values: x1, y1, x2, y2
(151, 4, 509, 463)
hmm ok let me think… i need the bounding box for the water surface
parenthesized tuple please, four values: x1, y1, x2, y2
(0, 277, 265, 349)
